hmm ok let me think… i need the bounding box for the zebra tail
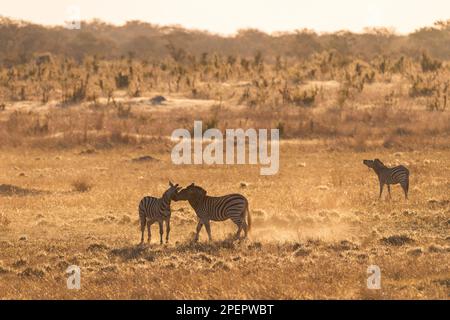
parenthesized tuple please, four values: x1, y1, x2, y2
(246, 203, 252, 232)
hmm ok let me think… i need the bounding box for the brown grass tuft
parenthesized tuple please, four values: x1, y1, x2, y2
(381, 235, 415, 246)
(72, 178, 93, 192)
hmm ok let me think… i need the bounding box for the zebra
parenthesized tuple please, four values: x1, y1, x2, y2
(363, 159, 410, 199)
(173, 183, 251, 241)
(138, 181, 181, 244)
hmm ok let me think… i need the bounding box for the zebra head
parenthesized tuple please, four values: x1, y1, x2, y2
(173, 183, 207, 202)
(163, 181, 181, 201)
(363, 159, 375, 169)
(363, 159, 386, 170)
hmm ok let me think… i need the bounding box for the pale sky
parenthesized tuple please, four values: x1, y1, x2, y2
(2, 0, 450, 35)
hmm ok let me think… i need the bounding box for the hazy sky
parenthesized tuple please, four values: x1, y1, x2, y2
(2, 0, 450, 34)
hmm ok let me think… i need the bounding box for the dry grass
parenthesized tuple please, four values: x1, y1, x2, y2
(0, 53, 449, 299)
(1, 51, 449, 149)
(0, 142, 449, 299)
(71, 177, 93, 193)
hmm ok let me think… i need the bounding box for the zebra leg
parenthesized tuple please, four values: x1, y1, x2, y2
(204, 221, 213, 242)
(387, 185, 391, 199)
(401, 181, 409, 199)
(147, 222, 152, 243)
(241, 218, 249, 239)
(158, 221, 164, 245)
(194, 222, 203, 242)
(233, 219, 243, 240)
(165, 219, 171, 243)
(242, 221, 248, 238)
(140, 217, 146, 244)
(243, 204, 251, 239)
(379, 183, 384, 199)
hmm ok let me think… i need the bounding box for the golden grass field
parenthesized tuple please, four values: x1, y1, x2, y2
(0, 38, 450, 299)
(0, 136, 449, 299)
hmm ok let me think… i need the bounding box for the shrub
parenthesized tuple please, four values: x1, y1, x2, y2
(72, 178, 93, 192)
(420, 53, 442, 72)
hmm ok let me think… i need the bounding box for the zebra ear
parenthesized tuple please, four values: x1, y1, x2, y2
(169, 181, 174, 187)
(374, 159, 383, 165)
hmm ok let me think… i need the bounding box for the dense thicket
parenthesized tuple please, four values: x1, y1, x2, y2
(1, 17, 450, 65)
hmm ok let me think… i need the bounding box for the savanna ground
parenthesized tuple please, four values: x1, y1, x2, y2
(0, 127, 449, 299)
(0, 27, 450, 298)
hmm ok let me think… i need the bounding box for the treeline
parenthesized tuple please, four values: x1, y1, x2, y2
(1, 17, 450, 65)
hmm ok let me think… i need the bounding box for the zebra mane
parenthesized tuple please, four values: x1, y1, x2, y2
(161, 188, 172, 202)
(190, 185, 207, 197)
(374, 158, 386, 168)
(162, 184, 178, 202)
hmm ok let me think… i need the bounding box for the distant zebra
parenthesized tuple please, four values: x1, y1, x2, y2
(363, 159, 410, 199)
(174, 183, 251, 241)
(139, 181, 181, 244)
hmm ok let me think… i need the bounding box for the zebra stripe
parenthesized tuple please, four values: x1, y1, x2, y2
(363, 159, 410, 199)
(139, 182, 180, 244)
(174, 184, 251, 241)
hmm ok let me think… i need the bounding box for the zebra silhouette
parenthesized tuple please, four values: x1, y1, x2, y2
(138, 181, 181, 244)
(174, 183, 251, 241)
(363, 159, 410, 199)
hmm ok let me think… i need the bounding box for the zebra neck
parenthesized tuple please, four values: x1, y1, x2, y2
(188, 196, 205, 211)
(160, 194, 171, 210)
(374, 167, 389, 180)
(373, 166, 387, 176)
